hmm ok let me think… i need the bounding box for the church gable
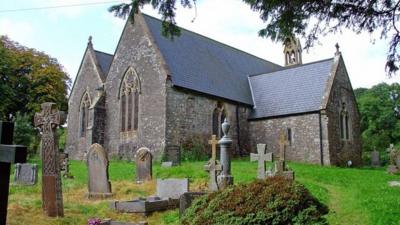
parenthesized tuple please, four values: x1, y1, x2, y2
(103, 13, 169, 159)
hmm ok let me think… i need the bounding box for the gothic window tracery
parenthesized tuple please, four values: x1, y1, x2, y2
(79, 92, 91, 137)
(340, 102, 350, 140)
(120, 67, 140, 132)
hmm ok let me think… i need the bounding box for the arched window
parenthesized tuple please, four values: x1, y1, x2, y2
(212, 103, 226, 138)
(340, 103, 350, 140)
(120, 67, 140, 132)
(80, 92, 91, 137)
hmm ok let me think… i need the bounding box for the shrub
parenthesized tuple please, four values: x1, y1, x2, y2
(181, 135, 209, 161)
(13, 112, 39, 156)
(182, 176, 329, 225)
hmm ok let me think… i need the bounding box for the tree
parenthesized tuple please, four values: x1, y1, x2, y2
(109, 0, 400, 75)
(0, 36, 70, 121)
(355, 83, 400, 152)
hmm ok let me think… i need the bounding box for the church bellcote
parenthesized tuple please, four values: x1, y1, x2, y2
(283, 37, 302, 66)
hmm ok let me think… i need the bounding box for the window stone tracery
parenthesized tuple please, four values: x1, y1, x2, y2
(120, 67, 140, 133)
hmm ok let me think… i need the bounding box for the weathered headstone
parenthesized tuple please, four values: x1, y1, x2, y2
(269, 132, 295, 180)
(161, 161, 173, 167)
(217, 119, 234, 189)
(14, 163, 38, 185)
(250, 144, 273, 179)
(370, 149, 380, 167)
(0, 121, 27, 225)
(34, 102, 65, 217)
(179, 192, 206, 218)
(164, 145, 181, 166)
(86, 143, 113, 199)
(110, 178, 189, 215)
(204, 135, 222, 191)
(156, 178, 189, 199)
(135, 147, 152, 183)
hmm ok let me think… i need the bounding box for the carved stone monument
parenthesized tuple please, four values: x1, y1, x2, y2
(60, 152, 73, 179)
(370, 149, 380, 167)
(86, 143, 113, 199)
(163, 145, 181, 166)
(250, 144, 273, 179)
(204, 135, 222, 191)
(14, 163, 38, 185)
(217, 119, 234, 189)
(0, 121, 27, 225)
(34, 102, 65, 217)
(135, 147, 152, 183)
(270, 132, 294, 180)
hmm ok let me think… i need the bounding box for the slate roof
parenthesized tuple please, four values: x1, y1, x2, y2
(94, 50, 113, 76)
(248, 58, 334, 119)
(142, 14, 282, 105)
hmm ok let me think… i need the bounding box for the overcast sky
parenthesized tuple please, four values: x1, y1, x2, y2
(1, 0, 399, 90)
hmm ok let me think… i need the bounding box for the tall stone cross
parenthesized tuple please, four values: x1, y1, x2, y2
(204, 135, 222, 191)
(250, 144, 272, 179)
(0, 122, 27, 225)
(277, 132, 289, 173)
(34, 102, 65, 217)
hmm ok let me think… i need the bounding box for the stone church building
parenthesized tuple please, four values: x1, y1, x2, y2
(66, 13, 362, 166)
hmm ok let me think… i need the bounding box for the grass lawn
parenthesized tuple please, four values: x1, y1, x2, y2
(7, 158, 400, 225)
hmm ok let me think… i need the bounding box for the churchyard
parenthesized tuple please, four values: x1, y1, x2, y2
(5, 157, 400, 225)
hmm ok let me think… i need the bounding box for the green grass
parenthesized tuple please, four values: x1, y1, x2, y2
(7, 158, 400, 225)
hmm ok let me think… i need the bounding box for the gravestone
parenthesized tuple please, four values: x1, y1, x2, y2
(269, 132, 295, 180)
(99, 219, 148, 225)
(179, 192, 206, 218)
(156, 178, 189, 199)
(14, 163, 38, 185)
(0, 121, 27, 225)
(163, 145, 181, 166)
(204, 135, 222, 191)
(135, 147, 152, 183)
(34, 102, 65, 217)
(110, 178, 189, 215)
(217, 119, 234, 189)
(161, 161, 173, 167)
(387, 144, 400, 174)
(87, 143, 113, 199)
(370, 149, 380, 167)
(250, 144, 273, 179)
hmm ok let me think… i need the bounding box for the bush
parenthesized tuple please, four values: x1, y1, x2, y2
(181, 135, 209, 161)
(182, 176, 329, 225)
(13, 112, 39, 156)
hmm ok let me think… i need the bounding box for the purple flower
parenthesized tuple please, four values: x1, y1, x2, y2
(88, 218, 101, 225)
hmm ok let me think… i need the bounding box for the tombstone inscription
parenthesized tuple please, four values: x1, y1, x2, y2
(14, 163, 38, 185)
(34, 102, 65, 217)
(135, 147, 152, 183)
(204, 135, 222, 191)
(87, 143, 113, 199)
(0, 121, 27, 225)
(250, 144, 273, 179)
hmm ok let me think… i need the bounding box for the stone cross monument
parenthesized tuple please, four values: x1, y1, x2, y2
(250, 144, 272, 179)
(0, 121, 27, 225)
(34, 102, 65, 217)
(217, 119, 233, 189)
(272, 131, 294, 180)
(204, 135, 222, 191)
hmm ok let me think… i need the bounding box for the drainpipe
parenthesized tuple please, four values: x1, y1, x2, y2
(236, 105, 242, 156)
(319, 111, 324, 165)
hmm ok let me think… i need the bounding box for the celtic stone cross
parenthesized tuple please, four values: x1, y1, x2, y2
(34, 102, 65, 217)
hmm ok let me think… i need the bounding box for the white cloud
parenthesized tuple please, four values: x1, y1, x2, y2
(0, 19, 35, 45)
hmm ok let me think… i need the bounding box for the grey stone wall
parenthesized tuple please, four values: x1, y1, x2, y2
(66, 47, 104, 159)
(165, 84, 251, 156)
(249, 113, 323, 164)
(324, 56, 362, 166)
(104, 14, 168, 160)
